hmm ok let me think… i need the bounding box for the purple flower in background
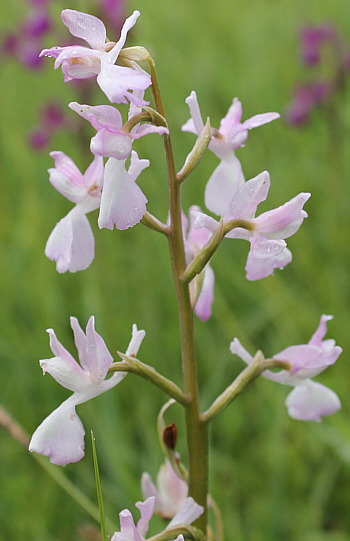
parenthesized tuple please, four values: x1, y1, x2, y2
(300, 24, 336, 66)
(45, 151, 104, 273)
(40, 9, 151, 105)
(285, 22, 350, 126)
(100, 0, 126, 34)
(192, 171, 310, 280)
(111, 496, 203, 541)
(29, 320, 146, 465)
(230, 315, 342, 421)
(28, 103, 71, 150)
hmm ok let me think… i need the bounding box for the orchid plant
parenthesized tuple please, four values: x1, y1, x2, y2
(29, 8, 342, 540)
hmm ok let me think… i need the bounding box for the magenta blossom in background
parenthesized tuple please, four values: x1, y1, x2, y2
(284, 81, 330, 125)
(141, 459, 188, 519)
(45, 151, 104, 273)
(183, 207, 215, 321)
(29, 319, 146, 465)
(182, 90, 280, 161)
(192, 171, 310, 280)
(40, 9, 151, 105)
(111, 496, 203, 541)
(300, 23, 336, 66)
(230, 315, 342, 421)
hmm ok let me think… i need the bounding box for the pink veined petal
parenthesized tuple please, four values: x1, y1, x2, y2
(69, 102, 123, 131)
(204, 155, 245, 217)
(91, 129, 133, 159)
(245, 245, 292, 281)
(125, 324, 146, 356)
(250, 237, 287, 259)
(254, 193, 311, 238)
(45, 209, 95, 273)
(273, 344, 324, 374)
(55, 47, 103, 78)
(133, 123, 169, 138)
(285, 380, 341, 422)
(29, 395, 85, 465)
(48, 168, 86, 203)
(98, 158, 148, 230)
(85, 316, 114, 382)
(167, 497, 204, 529)
(230, 171, 270, 219)
(182, 91, 204, 135)
(135, 497, 155, 538)
(308, 314, 333, 346)
(108, 10, 141, 64)
(194, 264, 215, 322)
(61, 10, 106, 50)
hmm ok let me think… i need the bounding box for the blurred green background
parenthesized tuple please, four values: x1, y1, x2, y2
(0, 0, 350, 540)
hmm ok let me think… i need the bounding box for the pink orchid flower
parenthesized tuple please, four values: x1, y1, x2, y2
(29, 320, 146, 465)
(183, 206, 215, 321)
(182, 90, 280, 161)
(45, 151, 104, 273)
(141, 459, 188, 519)
(98, 150, 149, 230)
(111, 496, 203, 541)
(192, 171, 310, 280)
(40, 10, 151, 105)
(69, 100, 168, 160)
(230, 315, 342, 421)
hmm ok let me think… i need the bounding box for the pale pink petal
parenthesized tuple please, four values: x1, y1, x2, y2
(45, 209, 95, 273)
(191, 210, 220, 233)
(68, 102, 123, 131)
(182, 91, 204, 135)
(61, 10, 106, 50)
(141, 473, 158, 501)
(308, 315, 333, 346)
(91, 129, 133, 159)
(285, 380, 341, 421)
(70, 316, 89, 372)
(107, 10, 141, 64)
(229, 337, 254, 366)
(241, 112, 280, 131)
(46, 328, 77, 369)
(195, 265, 215, 322)
(128, 151, 150, 182)
(83, 154, 104, 193)
(218, 98, 243, 136)
(116, 509, 141, 541)
(125, 324, 146, 356)
(135, 497, 155, 538)
(254, 193, 311, 239)
(98, 158, 147, 230)
(85, 316, 114, 382)
(167, 497, 204, 529)
(97, 63, 151, 105)
(29, 396, 85, 465)
(204, 155, 244, 217)
(245, 244, 292, 281)
(188, 205, 211, 249)
(39, 356, 89, 392)
(230, 171, 270, 219)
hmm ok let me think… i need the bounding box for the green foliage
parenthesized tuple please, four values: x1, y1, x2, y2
(0, 0, 350, 540)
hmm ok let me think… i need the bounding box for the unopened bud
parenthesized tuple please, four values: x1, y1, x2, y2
(119, 46, 151, 62)
(163, 422, 178, 450)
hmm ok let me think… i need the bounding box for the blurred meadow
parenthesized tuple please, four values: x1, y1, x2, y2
(1, 0, 350, 540)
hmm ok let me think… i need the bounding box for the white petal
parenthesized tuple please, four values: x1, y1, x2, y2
(167, 497, 204, 528)
(285, 380, 341, 422)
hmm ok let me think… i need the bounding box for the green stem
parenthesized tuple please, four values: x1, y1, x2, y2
(148, 57, 209, 533)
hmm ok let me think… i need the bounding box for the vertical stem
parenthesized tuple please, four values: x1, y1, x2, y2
(149, 58, 208, 533)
